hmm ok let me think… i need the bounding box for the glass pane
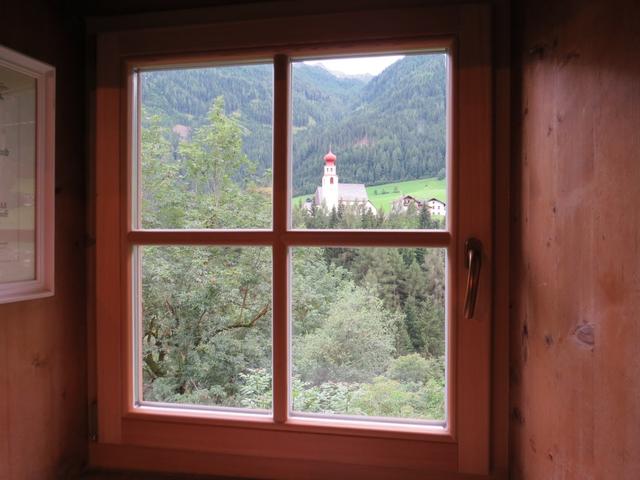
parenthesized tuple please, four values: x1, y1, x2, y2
(291, 247, 446, 423)
(0, 66, 36, 283)
(137, 63, 273, 229)
(291, 53, 448, 230)
(137, 246, 272, 411)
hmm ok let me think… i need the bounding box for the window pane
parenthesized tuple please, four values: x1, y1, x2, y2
(137, 63, 273, 229)
(291, 247, 446, 423)
(291, 53, 448, 230)
(136, 246, 272, 411)
(0, 66, 36, 282)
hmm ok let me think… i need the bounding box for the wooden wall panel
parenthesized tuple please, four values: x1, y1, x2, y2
(511, 1, 640, 478)
(0, 0, 88, 478)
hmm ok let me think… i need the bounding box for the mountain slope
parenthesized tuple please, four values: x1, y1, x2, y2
(292, 54, 447, 195)
(141, 54, 447, 196)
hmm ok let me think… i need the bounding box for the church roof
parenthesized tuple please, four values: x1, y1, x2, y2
(315, 183, 369, 204)
(337, 183, 369, 201)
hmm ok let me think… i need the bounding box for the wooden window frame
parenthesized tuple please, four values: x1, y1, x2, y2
(0, 45, 55, 304)
(90, 4, 497, 478)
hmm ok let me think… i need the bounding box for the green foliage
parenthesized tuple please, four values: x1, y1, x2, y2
(291, 248, 351, 335)
(419, 203, 431, 229)
(351, 377, 421, 418)
(140, 63, 448, 419)
(294, 288, 398, 385)
(142, 245, 272, 407)
(239, 368, 272, 410)
(141, 64, 274, 172)
(139, 115, 182, 228)
(386, 353, 433, 384)
(385, 353, 446, 412)
(142, 97, 271, 230)
(238, 359, 445, 420)
(351, 354, 445, 419)
(141, 99, 274, 408)
(292, 378, 361, 415)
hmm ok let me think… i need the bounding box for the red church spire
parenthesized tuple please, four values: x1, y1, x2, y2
(324, 148, 336, 165)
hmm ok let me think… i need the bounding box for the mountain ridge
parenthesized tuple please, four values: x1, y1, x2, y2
(141, 54, 447, 196)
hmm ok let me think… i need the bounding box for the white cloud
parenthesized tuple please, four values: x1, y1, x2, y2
(303, 55, 404, 76)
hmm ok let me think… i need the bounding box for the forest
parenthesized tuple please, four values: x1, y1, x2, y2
(141, 53, 447, 196)
(139, 96, 447, 421)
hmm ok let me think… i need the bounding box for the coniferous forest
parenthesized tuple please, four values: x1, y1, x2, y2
(141, 54, 447, 196)
(139, 54, 447, 422)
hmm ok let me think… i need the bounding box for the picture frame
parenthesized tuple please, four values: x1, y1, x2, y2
(0, 45, 55, 303)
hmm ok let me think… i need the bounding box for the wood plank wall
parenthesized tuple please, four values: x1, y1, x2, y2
(0, 1, 512, 479)
(511, 0, 640, 478)
(0, 1, 88, 479)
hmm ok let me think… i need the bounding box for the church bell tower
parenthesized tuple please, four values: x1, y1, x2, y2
(321, 149, 339, 210)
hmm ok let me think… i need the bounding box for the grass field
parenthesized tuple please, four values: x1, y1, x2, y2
(293, 177, 446, 213)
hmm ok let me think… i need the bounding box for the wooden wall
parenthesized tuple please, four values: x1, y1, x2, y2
(511, 0, 640, 478)
(0, 1, 87, 479)
(0, 2, 510, 479)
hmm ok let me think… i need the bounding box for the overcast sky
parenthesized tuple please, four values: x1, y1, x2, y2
(303, 55, 404, 76)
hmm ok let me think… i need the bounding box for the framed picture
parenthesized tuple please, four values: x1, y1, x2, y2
(0, 45, 55, 303)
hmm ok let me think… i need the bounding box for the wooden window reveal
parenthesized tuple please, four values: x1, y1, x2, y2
(92, 5, 493, 478)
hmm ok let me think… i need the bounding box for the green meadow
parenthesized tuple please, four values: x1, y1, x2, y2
(292, 176, 447, 213)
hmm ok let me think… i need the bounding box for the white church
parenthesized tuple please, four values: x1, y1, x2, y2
(309, 150, 377, 214)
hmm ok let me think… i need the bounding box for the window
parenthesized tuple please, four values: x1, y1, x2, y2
(93, 5, 495, 478)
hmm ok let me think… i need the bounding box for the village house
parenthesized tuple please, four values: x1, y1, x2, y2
(392, 194, 447, 216)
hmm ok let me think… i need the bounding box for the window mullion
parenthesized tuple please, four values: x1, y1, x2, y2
(272, 54, 291, 423)
(282, 230, 451, 247)
(126, 230, 275, 245)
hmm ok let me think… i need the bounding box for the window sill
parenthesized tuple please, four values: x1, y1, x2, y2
(126, 404, 453, 442)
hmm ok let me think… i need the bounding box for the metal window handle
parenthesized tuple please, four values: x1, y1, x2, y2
(464, 238, 482, 319)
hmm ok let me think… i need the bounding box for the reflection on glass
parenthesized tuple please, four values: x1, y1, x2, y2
(0, 66, 36, 283)
(138, 63, 273, 229)
(291, 247, 446, 422)
(139, 246, 272, 411)
(291, 53, 448, 230)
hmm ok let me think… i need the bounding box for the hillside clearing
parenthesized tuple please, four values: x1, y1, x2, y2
(293, 176, 447, 213)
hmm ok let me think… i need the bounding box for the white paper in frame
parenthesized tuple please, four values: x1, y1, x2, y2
(0, 45, 55, 304)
